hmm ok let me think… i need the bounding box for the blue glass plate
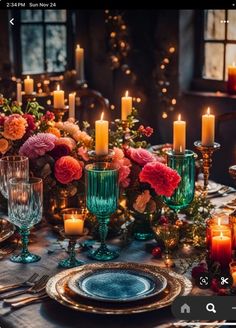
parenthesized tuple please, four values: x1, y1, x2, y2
(68, 267, 167, 303)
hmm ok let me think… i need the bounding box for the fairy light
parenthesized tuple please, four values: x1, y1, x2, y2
(160, 64, 165, 70)
(162, 112, 168, 119)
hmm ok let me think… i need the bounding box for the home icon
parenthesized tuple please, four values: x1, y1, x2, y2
(180, 303, 191, 314)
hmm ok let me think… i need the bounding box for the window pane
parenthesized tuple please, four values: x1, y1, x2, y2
(203, 42, 224, 80)
(226, 44, 236, 79)
(21, 10, 42, 22)
(46, 25, 67, 72)
(204, 10, 225, 40)
(227, 10, 236, 39)
(44, 10, 66, 22)
(21, 25, 44, 74)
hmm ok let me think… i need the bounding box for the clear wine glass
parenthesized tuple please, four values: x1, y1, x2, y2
(8, 177, 43, 263)
(0, 156, 29, 200)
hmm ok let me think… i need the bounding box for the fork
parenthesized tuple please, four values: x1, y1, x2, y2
(0, 272, 39, 294)
(0, 244, 15, 257)
(9, 292, 49, 309)
(1, 274, 49, 300)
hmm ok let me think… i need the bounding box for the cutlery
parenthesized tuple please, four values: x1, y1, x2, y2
(1, 274, 49, 300)
(207, 186, 236, 199)
(9, 292, 49, 309)
(0, 272, 39, 294)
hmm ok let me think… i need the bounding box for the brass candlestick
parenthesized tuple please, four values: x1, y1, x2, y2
(51, 105, 68, 122)
(194, 141, 221, 191)
(88, 150, 114, 162)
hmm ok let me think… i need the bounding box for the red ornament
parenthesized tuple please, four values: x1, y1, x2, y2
(159, 216, 169, 225)
(152, 247, 162, 258)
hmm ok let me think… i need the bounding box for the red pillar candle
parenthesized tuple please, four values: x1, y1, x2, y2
(206, 217, 231, 249)
(227, 64, 236, 94)
(211, 232, 232, 269)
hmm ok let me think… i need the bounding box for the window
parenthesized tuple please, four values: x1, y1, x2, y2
(203, 10, 236, 81)
(12, 10, 69, 75)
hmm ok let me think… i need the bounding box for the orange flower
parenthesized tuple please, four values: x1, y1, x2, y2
(0, 138, 9, 153)
(3, 114, 27, 140)
(46, 127, 61, 138)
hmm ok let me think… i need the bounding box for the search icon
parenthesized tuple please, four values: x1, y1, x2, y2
(206, 303, 216, 313)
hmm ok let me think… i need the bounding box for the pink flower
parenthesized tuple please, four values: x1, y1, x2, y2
(113, 147, 124, 161)
(128, 147, 156, 166)
(55, 156, 83, 184)
(138, 125, 154, 137)
(49, 144, 71, 160)
(133, 190, 152, 213)
(23, 114, 36, 132)
(139, 161, 181, 197)
(78, 146, 89, 161)
(55, 137, 76, 151)
(19, 133, 57, 159)
(41, 111, 55, 122)
(3, 114, 27, 140)
(112, 156, 131, 188)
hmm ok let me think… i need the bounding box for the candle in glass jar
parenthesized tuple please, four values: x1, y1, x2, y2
(17, 80, 22, 104)
(173, 114, 186, 154)
(64, 215, 84, 235)
(69, 92, 76, 118)
(95, 112, 109, 155)
(201, 107, 215, 146)
(24, 75, 34, 95)
(75, 44, 85, 81)
(121, 91, 132, 120)
(227, 63, 236, 94)
(207, 217, 231, 248)
(211, 232, 232, 268)
(53, 85, 65, 109)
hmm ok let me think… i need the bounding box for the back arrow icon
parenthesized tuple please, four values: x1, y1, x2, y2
(10, 18, 14, 26)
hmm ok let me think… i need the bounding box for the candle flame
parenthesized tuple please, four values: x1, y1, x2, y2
(178, 114, 181, 121)
(100, 112, 104, 120)
(180, 145, 182, 153)
(27, 75, 30, 79)
(125, 90, 129, 97)
(57, 84, 60, 91)
(220, 231, 223, 239)
(76, 44, 80, 49)
(217, 218, 221, 226)
(207, 107, 211, 115)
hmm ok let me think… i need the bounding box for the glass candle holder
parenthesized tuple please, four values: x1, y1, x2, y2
(58, 209, 86, 268)
(85, 162, 119, 261)
(164, 150, 196, 212)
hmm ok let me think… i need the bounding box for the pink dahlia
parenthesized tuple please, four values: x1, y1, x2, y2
(55, 156, 83, 184)
(127, 147, 155, 166)
(139, 161, 181, 197)
(19, 133, 57, 159)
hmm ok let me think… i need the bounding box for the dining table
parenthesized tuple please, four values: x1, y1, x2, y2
(0, 184, 235, 328)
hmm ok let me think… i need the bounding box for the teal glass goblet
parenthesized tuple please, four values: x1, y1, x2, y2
(164, 150, 196, 212)
(8, 177, 43, 263)
(85, 162, 119, 261)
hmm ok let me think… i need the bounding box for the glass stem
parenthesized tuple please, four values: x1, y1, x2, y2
(68, 238, 77, 263)
(98, 216, 109, 251)
(20, 228, 30, 256)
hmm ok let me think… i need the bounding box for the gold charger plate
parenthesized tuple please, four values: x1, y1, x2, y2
(46, 263, 191, 315)
(0, 218, 15, 243)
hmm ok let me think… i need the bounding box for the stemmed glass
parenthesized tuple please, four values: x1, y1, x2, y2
(0, 156, 29, 202)
(85, 162, 119, 261)
(8, 177, 43, 263)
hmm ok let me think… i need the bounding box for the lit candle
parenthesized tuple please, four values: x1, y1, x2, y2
(95, 112, 109, 155)
(173, 114, 186, 154)
(211, 232, 232, 268)
(16, 80, 22, 104)
(75, 44, 85, 81)
(53, 85, 65, 109)
(208, 217, 231, 248)
(69, 92, 76, 118)
(64, 215, 84, 235)
(121, 90, 132, 120)
(24, 75, 34, 95)
(201, 107, 215, 146)
(227, 62, 236, 94)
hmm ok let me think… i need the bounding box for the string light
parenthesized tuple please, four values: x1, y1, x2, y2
(162, 112, 168, 119)
(110, 104, 115, 110)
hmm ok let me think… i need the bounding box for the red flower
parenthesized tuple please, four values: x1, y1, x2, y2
(49, 144, 70, 160)
(139, 161, 181, 197)
(41, 111, 55, 122)
(138, 125, 153, 137)
(23, 114, 36, 132)
(55, 156, 83, 184)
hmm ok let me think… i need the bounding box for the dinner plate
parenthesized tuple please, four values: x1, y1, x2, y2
(0, 218, 15, 243)
(67, 267, 167, 303)
(46, 262, 189, 315)
(196, 180, 222, 194)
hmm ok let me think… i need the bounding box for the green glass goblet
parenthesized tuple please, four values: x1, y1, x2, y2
(8, 177, 43, 263)
(85, 162, 119, 261)
(164, 150, 196, 215)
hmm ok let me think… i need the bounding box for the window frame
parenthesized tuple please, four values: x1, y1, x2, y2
(193, 9, 236, 92)
(10, 9, 75, 76)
